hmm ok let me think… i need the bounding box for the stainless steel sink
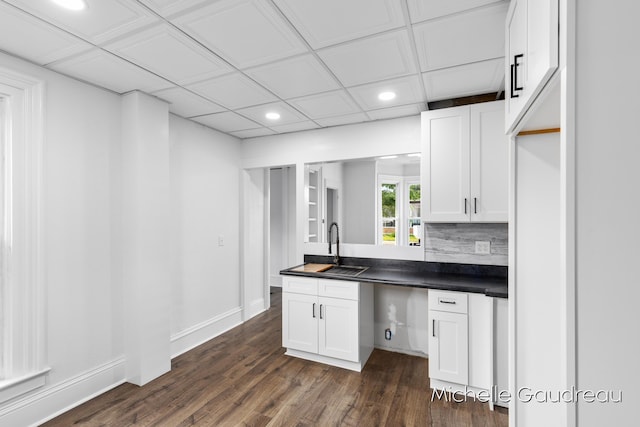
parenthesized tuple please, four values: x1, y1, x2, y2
(321, 265, 369, 277)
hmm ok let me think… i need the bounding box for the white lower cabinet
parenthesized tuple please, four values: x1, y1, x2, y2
(282, 276, 373, 372)
(429, 290, 504, 409)
(429, 309, 469, 384)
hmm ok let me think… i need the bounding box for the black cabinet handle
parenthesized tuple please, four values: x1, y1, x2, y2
(510, 54, 524, 98)
(320, 304, 323, 319)
(510, 63, 518, 98)
(312, 303, 316, 318)
(439, 299, 457, 305)
(432, 319, 435, 337)
(464, 198, 467, 215)
(474, 197, 477, 214)
(514, 54, 524, 91)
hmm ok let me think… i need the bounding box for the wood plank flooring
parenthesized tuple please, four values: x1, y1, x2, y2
(43, 288, 508, 426)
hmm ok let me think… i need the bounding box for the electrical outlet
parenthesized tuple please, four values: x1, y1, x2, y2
(384, 329, 392, 340)
(218, 235, 224, 247)
(475, 241, 491, 254)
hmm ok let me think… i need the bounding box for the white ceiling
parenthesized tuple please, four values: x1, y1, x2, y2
(0, 0, 508, 138)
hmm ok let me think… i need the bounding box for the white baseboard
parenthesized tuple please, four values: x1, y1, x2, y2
(269, 275, 282, 287)
(0, 357, 126, 427)
(170, 307, 243, 359)
(374, 343, 428, 358)
(247, 298, 266, 319)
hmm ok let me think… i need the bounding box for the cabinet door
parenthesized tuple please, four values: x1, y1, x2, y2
(318, 297, 359, 362)
(429, 310, 469, 385)
(470, 102, 509, 222)
(526, 0, 559, 105)
(282, 292, 318, 354)
(421, 106, 470, 222)
(505, 0, 528, 128)
(505, 0, 559, 131)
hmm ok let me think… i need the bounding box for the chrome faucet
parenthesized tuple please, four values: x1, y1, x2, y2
(328, 222, 340, 265)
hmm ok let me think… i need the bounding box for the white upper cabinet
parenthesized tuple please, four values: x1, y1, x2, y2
(421, 106, 470, 222)
(422, 101, 508, 223)
(505, 0, 559, 132)
(470, 102, 509, 222)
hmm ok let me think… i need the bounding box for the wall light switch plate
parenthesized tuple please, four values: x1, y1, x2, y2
(475, 241, 491, 254)
(218, 235, 224, 247)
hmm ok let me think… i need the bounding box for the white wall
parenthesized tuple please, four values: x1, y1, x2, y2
(0, 52, 246, 425)
(576, 1, 639, 424)
(343, 161, 376, 244)
(374, 285, 429, 356)
(241, 116, 421, 169)
(169, 116, 242, 356)
(0, 53, 124, 426)
(242, 168, 268, 318)
(514, 132, 563, 425)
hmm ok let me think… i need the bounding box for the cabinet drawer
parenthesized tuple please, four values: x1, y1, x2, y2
(282, 276, 318, 296)
(429, 290, 468, 314)
(318, 279, 359, 300)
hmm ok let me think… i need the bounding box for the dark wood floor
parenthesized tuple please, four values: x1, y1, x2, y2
(43, 288, 508, 426)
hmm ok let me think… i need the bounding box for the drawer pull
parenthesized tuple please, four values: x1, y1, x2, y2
(439, 299, 457, 305)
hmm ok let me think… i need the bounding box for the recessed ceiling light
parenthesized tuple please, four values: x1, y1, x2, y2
(379, 155, 398, 160)
(51, 0, 87, 10)
(265, 112, 281, 120)
(378, 91, 396, 101)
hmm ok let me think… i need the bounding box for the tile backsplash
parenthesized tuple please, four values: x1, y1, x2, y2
(423, 223, 508, 266)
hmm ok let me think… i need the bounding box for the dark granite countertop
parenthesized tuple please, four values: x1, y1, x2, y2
(280, 255, 508, 298)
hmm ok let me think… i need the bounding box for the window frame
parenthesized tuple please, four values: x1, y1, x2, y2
(0, 67, 48, 403)
(376, 174, 421, 247)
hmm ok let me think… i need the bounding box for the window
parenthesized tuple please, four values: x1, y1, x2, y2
(377, 175, 421, 246)
(0, 69, 48, 403)
(407, 182, 421, 247)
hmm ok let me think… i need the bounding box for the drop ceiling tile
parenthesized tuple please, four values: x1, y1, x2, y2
(245, 54, 339, 99)
(48, 49, 173, 94)
(315, 113, 369, 127)
(191, 111, 261, 132)
(152, 86, 226, 117)
(366, 103, 424, 120)
(4, 0, 159, 44)
(406, 0, 505, 23)
(422, 58, 504, 101)
(347, 75, 424, 111)
(413, 2, 508, 71)
(174, 0, 307, 69)
(236, 102, 308, 127)
(317, 30, 417, 87)
(137, 0, 210, 18)
(230, 127, 276, 139)
(268, 121, 320, 134)
(273, 0, 405, 49)
(186, 73, 277, 110)
(104, 24, 231, 85)
(0, 3, 91, 65)
(287, 90, 361, 120)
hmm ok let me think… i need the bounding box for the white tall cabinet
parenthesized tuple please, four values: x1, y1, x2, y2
(421, 101, 508, 223)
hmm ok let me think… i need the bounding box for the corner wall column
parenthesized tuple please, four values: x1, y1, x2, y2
(121, 91, 171, 386)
